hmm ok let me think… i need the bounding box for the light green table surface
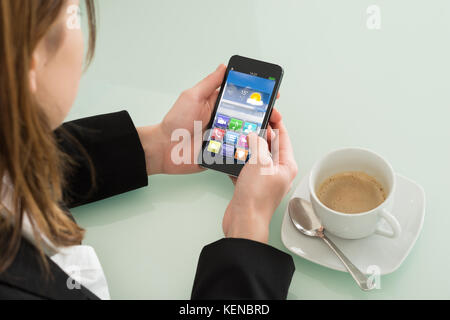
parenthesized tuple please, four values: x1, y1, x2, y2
(69, 0, 450, 299)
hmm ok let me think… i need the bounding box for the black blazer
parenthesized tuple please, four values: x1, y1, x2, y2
(0, 111, 295, 300)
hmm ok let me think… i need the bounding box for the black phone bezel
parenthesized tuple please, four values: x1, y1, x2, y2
(198, 55, 284, 177)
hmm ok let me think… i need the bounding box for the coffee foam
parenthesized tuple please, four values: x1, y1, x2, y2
(317, 171, 387, 214)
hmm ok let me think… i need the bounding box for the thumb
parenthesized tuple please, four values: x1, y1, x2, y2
(248, 132, 270, 164)
(247, 132, 260, 153)
(193, 64, 226, 99)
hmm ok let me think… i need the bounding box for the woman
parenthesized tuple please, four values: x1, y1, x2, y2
(0, 0, 298, 300)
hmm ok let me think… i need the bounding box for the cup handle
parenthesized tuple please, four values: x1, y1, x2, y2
(375, 208, 401, 238)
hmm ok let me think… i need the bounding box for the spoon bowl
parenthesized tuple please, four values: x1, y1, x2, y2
(288, 197, 374, 291)
(288, 198, 323, 237)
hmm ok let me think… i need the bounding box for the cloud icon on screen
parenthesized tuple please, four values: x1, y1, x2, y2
(246, 92, 264, 106)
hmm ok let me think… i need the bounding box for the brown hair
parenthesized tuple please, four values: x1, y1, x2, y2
(0, 0, 97, 273)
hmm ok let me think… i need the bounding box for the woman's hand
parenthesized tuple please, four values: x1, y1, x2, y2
(137, 64, 227, 175)
(137, 64, 281, 176)
(222, 118, 298, 244)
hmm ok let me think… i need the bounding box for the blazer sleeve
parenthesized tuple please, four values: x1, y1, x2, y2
(191, 238, 295, 300)
(55, 110, 148, 208)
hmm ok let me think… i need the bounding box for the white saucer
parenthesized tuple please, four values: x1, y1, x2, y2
(281, 172, 426, 275)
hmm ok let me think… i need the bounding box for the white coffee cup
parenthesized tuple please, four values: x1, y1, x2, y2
(309, 147, 401, 240)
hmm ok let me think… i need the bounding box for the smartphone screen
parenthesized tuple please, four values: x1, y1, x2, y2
(199, 55, 283, 177)
(207, 70, 276, 160)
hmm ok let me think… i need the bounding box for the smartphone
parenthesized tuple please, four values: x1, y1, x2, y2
(198, 55, 284, 177)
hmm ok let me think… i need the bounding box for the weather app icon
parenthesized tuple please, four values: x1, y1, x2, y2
(246, 92, 264, 106)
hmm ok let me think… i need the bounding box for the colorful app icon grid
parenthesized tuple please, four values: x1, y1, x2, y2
(209, 117, 260, 163)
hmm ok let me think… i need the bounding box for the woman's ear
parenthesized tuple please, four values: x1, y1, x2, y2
(29, 51, 39, 93)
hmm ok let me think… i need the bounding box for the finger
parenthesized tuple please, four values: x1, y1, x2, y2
(207, 89, 220, 112)
(247, 132, 258, 157)
(277, 92, 281, 100)
(266, 124, 276, 151)
(270, 120, 295, 167)
(247, 132, 271, 165)
(266, 124, 273, 142)
(193, 64, 226, 99)
(269, 108, 282, 124)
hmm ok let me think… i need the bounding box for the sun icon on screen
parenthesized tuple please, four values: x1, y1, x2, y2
(247, 92, 264, 106)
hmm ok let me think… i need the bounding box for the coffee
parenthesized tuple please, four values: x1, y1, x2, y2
(317, 171, 386, 214)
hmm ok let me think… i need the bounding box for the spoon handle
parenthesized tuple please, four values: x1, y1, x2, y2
(320, 234, 373, 291)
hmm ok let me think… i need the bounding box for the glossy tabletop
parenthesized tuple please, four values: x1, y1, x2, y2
(69, 0, 450, 299)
